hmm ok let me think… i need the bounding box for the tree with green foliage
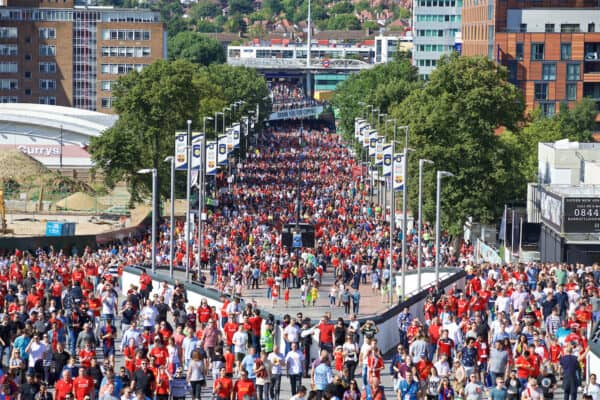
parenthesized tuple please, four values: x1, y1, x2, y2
(189, 0, 220, 19)
(392, 54, 525, 234)
(89, 60, 201, 209)
(325, 14, 360, 29)
(229, 0, 254, 15)
(330, 1, 354, 14)
(89, 60, 269, 208)
(225, 14, 247, 33)
(196, 19, 224, 33)
(331, 56, 419, 142)
(168, 31, 226, 66)
(500, 98, 598, 183)
(263, 0, 283, 15)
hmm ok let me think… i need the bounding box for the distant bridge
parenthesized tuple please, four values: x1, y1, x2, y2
(227, 57, 375, 71)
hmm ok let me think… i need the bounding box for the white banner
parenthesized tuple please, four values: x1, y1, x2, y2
(383, 151, 393, 176)
(206, 141, 217, 175)
(174, 132, 187, 170)
(368, 136, 379, 157)
(268, 105, 324, 121)
(393, 153, 404, 191)
(191, 134, 203, 170)
(374, 139, 387, 166)
(218, 135, 228, 165)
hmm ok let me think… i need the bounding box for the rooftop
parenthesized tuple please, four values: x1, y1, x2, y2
(0, 104, 118, 138)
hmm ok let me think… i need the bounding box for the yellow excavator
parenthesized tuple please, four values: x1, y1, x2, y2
(0, 188, 6, 234)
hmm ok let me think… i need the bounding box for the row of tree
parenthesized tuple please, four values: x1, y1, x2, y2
(89, 60, 270, 204)
(332, 53, 597, 234)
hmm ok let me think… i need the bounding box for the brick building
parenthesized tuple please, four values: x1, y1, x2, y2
(462, 0, 600, 117)
(0, 0, 165, 113)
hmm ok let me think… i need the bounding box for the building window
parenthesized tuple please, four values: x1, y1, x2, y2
(39, 96, 56, 105)
(100, 46, 151, 58)
(531, 43, 544, 61)
(542, 63, 556, 80)
(545, 24, 555, 33)
(25, 71, 31, 79)
(0, 79, 18, 90)
(516, 43, 524, 60)
(100, 80, 115, 91)
(39, 45, 56, 56)
(534, 83, 548, 101)
(567, 63, 580, 81)
(520, 23, 527, 32)
(25, 89, 31, 95)
(589, 23, 596, 33)
(0, 96, 18, 103)
(560, 24, 580, 33)
(0, 44, 17, 56)
(100, 64, 147, 75)
(101, 29, 150, 41)
(0, 27, 17, 39)
(0, 62, 18, 73)
(39, 62, 57, 73)
(566, 83, 577, 101)
(39, 79, 56, 90)
(540, 102, 556, 117)
(101, 97, 115, 108)
(38, 28, 56, 39)
(561, 43, 571, 60)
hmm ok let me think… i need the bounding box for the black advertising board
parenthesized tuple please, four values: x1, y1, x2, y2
(563, 197, 600, 233)
(281, 223, 315, 249)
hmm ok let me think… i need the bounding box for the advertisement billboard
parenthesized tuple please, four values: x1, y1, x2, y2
(540, 189, 562, 232)
(563, 197, 600, 233)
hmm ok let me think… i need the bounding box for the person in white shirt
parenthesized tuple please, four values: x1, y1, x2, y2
(283, 323, 300, 354)
(232, 325, 248, 370)
(25, 333, 47, 370)
(584, 373, 600, 400)
(285, 342, 304, 396)
(140, 299, 158, 329)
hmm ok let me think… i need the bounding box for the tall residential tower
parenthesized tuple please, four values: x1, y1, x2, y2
(0, 0, 166, 113)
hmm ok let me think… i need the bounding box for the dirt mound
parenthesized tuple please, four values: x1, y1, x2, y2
(54, 192, 108, 211)
(0, 149, 91, 195)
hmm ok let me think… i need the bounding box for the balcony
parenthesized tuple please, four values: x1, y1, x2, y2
(584, 43, 600, 74)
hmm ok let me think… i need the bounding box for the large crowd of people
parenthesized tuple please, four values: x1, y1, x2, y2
(0, 125, 597, 400)
(269, 82, 321, 112)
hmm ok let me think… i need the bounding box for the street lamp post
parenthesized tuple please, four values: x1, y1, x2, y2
(435, 170, 454, 281)
(185, 119, 192, 282)
(417, 158, 434, 290)
(197, 117, 213, 277)
(164, 157, 175, 278)
(400, 126, 411, 301)
(138, 168, 157, 274)
(388, 124, 397, 304)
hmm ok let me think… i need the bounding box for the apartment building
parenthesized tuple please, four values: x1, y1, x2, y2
(462, 0, 600, 117)
(0, 0, 166, 113)
(412, 0, 462, 79)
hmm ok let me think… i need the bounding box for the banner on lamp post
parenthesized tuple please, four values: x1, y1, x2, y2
(392, 153, 404, 191)
(206, 141, 217, 175)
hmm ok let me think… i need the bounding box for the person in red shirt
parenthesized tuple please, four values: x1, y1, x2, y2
(154, 364, 170, 400)
(149, 337, 169, 367)
(366, 345, 384, 379)
(514, 351, 533, 386)
(197, 302, 211, 324)
(436, 329, 454, 362)
(124, 338, 137, 375)
(213, 367, 233, 400)
(223, 347, 235, 376)
(73, 368, 94, 400)
(139, 269, 153, 300)
(232, 370, 255, 400)
(318, 316, 334, 353)
(78, 342, 96, 368)
(223, 317, 239, 350)
(55, 369, 74, 400)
